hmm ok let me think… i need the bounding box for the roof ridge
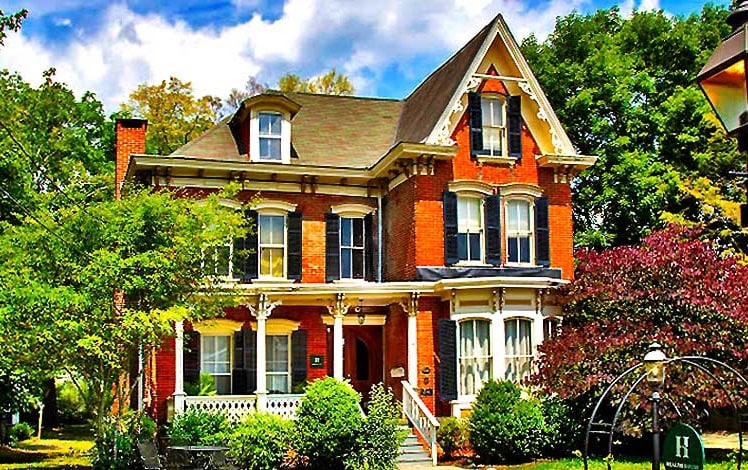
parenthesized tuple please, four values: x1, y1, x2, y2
(278, 90, 402, 102)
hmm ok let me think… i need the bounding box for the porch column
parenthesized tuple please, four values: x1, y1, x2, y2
(173, 320, 186, 413)
(533, 290, 546, 355)
(249, 293, 280, 412)
(400, 292, 420, 387)
(492, 289, 506, 381)
(328, 293, 350, 381)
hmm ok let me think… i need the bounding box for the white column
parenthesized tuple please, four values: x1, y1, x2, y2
(249, 294, 280, 412)
(328, 293, 350, 381)
(407, 311, 418, 386)
(492, 289, 506, 382)
(533, 290, 545, 356)
(173, 320, 186, 413)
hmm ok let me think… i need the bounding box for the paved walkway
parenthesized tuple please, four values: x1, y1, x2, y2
(398, 465, 464, 469)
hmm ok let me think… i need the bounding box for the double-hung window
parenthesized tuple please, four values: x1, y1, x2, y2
(505, 318, 533, 382)
(258, 112, 282, 161)
(459, 319, 492, 396)
(266, 335, 290, 394)
(506, 199, 532, 264)
(457, 196, 483, 262)
(340, 217, 365, 279)
(259, 214, 286, 278)
(481, 96, 505, 156)
(201, 335, 231, 394)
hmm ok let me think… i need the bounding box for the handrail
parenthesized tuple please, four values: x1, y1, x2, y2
(401, 380, 439, 466)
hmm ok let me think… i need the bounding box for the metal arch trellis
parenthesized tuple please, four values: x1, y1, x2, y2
(583, 356, 748, 470)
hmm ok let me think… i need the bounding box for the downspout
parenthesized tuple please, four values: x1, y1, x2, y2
(377, 193, 383, 282)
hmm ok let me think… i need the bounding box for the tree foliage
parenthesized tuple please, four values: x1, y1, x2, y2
(0, 9, 27, 46)
(121, 76, 221, 155)
(534, 226, 748, 432)
(521, 6, 747, 248)
(223, 76, 267, 116)
(278, 68, 354, 95)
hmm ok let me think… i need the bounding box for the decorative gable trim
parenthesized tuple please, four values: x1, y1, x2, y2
(425, 15, 575, 156)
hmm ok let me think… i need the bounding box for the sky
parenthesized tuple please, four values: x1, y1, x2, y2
(0, 0, 731, 113)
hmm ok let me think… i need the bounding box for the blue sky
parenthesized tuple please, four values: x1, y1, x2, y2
(0, 0, 730, 112)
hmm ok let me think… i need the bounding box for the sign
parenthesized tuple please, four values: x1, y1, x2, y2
(662, 423, 705, 470)
(310, 355, 324, 369)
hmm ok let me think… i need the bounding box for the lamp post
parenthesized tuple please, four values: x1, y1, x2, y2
(643, 342, 667, 470)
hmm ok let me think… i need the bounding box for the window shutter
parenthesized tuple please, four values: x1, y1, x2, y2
(508, 95, 522, 158)
(438, 319, 458, 402)
(287, 211, 303, 281)
(244, 209, 259, 280)
(183, 330, 200, 387)
(232, 330, 247, 394)
(364, 213, 374, 281)
(325, 213, 340, 282)
(443, 191, 458, 266)
(233, 236, 246, 279)
(243, 329, 257, 394)
(535, 196, 550, 267)
(484, 194, 501, 266)
(291, 330, 307, 390)
(468, 92, 483, 157)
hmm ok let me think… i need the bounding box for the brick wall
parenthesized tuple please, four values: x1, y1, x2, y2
(115, 119, 147, 200)
(382, 179, 416, 281)
(382, 304, 407, 400)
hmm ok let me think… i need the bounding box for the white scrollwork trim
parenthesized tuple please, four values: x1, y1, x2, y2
(465, 76, 481, 92)
(517, 81, 537, 102)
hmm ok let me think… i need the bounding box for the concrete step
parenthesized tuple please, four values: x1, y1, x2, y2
(396, 425, 432, 466)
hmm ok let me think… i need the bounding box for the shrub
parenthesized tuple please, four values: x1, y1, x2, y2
(541, 395, 585, 457)
(437, 416, 469, 459)
(57, 380, 92, 424)
(91, 411, 156, 470)
(469, 380, 547, 464)
(293, 377, 363, 469)
(8, 422, 34, 446)
(168, 407, 230, 446)
(227, 412, 291, 470)
(184, 372, 217, 396)
(346, 383, 405, 470)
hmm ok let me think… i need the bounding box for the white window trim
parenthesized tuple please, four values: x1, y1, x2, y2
(330, 203, 375, 218)
(499, 183, 543, 198)
(339, 216, 366, 280)
(265, 333, 292, 394)
(481, 94, 507, 157)
(504, 197, 535, 266)
(249, 108, 292, 164)
(258, 213, 287, 280)
(503, 316, 534, 383)
(251, 200, 297, 215)
(200, 334, 233, 395)
(455, 317, 493, 401)
(456, 194, 485, 265)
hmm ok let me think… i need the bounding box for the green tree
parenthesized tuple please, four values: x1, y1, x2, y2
(521, 6, 746, 248)
(121, 77, 221, 155)
(277, 68, 354, 95)
(223, 76, 267, 115)
(0, 185, 246, 442)
(0, 8, 27, 46)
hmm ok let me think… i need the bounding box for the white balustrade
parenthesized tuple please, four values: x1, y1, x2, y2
(184, 395, 257, 423)
(266, 394, 304, 420)
(401, 380, 440, 466)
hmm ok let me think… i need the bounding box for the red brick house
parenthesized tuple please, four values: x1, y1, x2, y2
(115, 12, 594, 461)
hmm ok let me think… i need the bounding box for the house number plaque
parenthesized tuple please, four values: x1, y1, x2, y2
(310, 355, 324, 368)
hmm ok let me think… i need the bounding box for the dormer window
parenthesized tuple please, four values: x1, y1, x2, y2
(258, 112, 282, 161)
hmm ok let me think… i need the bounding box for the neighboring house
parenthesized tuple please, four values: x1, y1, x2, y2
(115, 13, 595, 426)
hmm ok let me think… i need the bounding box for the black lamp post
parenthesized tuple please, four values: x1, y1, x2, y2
(643, 342, 667, 470)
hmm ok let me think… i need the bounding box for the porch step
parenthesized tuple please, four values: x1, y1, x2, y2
(396, 425, 433, 467)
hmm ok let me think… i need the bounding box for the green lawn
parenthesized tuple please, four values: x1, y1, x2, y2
(0, 426, 93, 469)
(482, 458, 737, 469)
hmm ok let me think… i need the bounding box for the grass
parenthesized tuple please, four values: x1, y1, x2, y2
(0, 425, 93, 469)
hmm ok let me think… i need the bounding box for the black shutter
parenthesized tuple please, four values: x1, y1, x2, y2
(291, 330, 308, 390)
(468, 92, 483, 157)
(364, 213, 374, 281)
(325, 213, 340, 282)
(443, 191, 458, 266)
(535, 196, 550, 267)
(484, 194, 501, 266)
(232, 330, 247, 394)
(183, 330, 200, 387)
(287, 211, 303, 281)
(438, 319, 457, 402)
(244, 329, 257, 394)
(508, 95, 522, 158)
(245, 210, 259, 280)
(233, 236, 246, 280)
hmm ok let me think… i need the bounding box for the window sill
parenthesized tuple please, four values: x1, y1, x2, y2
(332, 278, 372, 284)
(474, 154, 518, 166)
(454, 262, 492, 268)
(504, 262, 537, 268)
(253, 278, 295, 285)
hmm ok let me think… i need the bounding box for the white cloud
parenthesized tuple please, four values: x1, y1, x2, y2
(0, 0, 589, 112)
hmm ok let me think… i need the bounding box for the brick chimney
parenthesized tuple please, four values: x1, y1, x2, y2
(115, 118, 147, 200)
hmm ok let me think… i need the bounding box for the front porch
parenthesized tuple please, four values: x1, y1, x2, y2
(177, 393, 304, 421)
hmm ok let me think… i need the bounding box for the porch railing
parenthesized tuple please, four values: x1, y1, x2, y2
(266, 394, 304, 420)
(401, 380, 439, 466)
(184, 395, 257, 423)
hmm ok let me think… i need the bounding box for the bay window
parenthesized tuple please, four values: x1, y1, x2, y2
(505, 318, 533, 382)
(459, 319, 491, 396)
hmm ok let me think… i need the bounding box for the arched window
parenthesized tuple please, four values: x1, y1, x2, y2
(458, 319, 492, 396)
(504, 317, 533, 382)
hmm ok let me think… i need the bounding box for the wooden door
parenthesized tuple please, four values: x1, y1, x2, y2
(343, 326, 383, 402)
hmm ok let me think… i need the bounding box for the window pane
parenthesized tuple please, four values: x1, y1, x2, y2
(518, 201, 530, 230)
(260, 247, 271, 276)
(259, 137, 281, 160)
(341, 218, 352, 246)
(353, 218, 364, 246)
(259, 216, 272, 244)
(460, 320, 491, 396)
(259, 113, 281, 136)
(481, 98, 492, 125)
(214, 376, 231, 395)
(493, 100, 504, 126)
(270, 248, 284, 277)
(508, 237, 518, 263)
(460, 320, 474, 357)
(476, 321, 490, 355)
(270, 216, 284, 244)
(519, 320, 532, 354)
(352, 250, 364, 278)
(468, 233, 481, 261)
(483, 127, 501, 153)
(457, 233, 468, 260)
(266, 336, 289, 372)
(505, 320, 517, 356)
(507, 201, 519, 231)
(267, 375, 288, 394)
(341, 248, 352, 278)
(520, 236, 531, 263)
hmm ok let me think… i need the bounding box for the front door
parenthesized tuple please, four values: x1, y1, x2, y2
(343, 326, 383, 402)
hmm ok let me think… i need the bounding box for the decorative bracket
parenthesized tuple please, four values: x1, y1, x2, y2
(248, 293, 281, 320)
(398, 292, 420, 318)
(492, 288, 505, 314)
(327, 293, 351, 318)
